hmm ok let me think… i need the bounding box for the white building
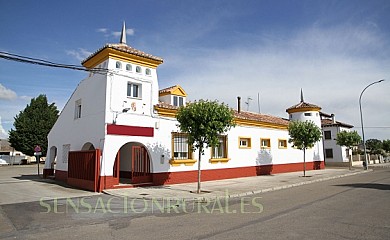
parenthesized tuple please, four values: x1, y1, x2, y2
(44, 24, 324, 191)
(320, 112, 354, 167)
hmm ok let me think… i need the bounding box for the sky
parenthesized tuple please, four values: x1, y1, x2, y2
(0, 0, 389, 140)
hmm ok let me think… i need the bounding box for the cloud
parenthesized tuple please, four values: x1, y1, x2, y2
(97, 27, 135, 39)
(159, 24, 390, 139)
(0, 84, 17, 100)
(0, 117, 8, 139)
(112, 28, 135, 37)
(66, 48, 93, 61)
(97, 28, 108, 33)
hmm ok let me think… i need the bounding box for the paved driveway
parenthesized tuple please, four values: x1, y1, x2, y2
(0, 165, 98, 205)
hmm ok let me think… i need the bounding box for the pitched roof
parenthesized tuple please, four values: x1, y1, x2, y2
(234, 110, 289, 126)
(286, 101, 321, 113)
(321, 119, 354, 128)
(81, 43, 163, 66)
(154, 102, 288, 128)
(159, 85, 187, 97)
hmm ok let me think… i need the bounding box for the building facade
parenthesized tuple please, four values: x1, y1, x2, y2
(43, 25, 325, 191)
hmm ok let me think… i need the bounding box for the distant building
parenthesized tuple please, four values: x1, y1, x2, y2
(44, 23, 325, 192)
(0, 139, 30, 164)
(320, 112, 354, 167)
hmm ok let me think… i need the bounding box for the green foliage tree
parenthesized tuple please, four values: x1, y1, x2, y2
(335, 130, 362, 170)
(365, 139, 383, 155)
(8, 94, 59, 157)
(288, 120, 322, 177)
(382, 139, 390, 153)
(176, 100, 235, 193)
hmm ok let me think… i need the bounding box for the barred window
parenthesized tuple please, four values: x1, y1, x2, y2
(212, 135, 227, 159)
(172, 133, 192, 160)
(261, 138, 271, 148)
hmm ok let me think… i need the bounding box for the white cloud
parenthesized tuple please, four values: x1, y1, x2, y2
(0, 117, 8, 139)
(66, 48, 93, 61)
(0, 83, 17, 100)
(112, 28, 135, 38)
(160, 24, 390, 140)
(97, 28, 108, 33)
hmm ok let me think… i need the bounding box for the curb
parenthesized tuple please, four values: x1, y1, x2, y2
(103, 169, 373, 201)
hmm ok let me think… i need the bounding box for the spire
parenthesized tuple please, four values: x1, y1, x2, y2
(300, 88, 304, 102)
(120, 21, 126, 44)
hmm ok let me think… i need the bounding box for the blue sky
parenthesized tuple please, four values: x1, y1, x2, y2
(0, 0, 389, 140)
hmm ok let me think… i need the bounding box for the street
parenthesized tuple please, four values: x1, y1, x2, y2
(1, 168, 389, 239)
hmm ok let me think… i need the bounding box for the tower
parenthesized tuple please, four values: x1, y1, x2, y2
(286, 89, 322, 128)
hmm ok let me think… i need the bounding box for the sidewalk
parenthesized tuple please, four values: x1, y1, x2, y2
(104, 167, 374, 201)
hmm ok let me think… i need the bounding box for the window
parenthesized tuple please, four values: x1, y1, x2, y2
(212, 135, 228, 159)
(126, 64, 132, 71)
(239, 137, 251, 148)
(62, 144, 70, 163)
(172, 133, 192, 160)
(116, 61, 122, 69)
(74, 99, 82, 119)
(136, 66, 141, 73)
(173, 96, 184, 107)
(325, 148, 333, 158)
(261, 138, 271, 148)
(145, 68, 151, 75)
(127, 82, 142, 98)
(278, 139, 287, 149)
(324, 131, 332, 140)
(304, 112, 312, 116)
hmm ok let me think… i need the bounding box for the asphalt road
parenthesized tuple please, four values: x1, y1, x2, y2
(1, 168, 389, 240)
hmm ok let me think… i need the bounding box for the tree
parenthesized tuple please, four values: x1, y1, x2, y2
(8, 94, 59, 157)
(365, 139, 383, 155)
(288, 120, 322, 177)
(176, 100, 235, 193)
(335, 130, 362, 170)
(383, 139, 390, 153)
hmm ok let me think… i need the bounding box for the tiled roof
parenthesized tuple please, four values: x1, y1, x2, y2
(234, 110, 289, 126)
(154, 102, 179, 110)
(154, 102, 289, 126)
(81, 43, 163, 64)
(286, 101, 321, 113)
(159, 85, 180, 94)
(321, 119, 354, 128)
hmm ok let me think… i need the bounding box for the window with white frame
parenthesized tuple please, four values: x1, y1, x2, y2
(212, 135, 228, 159)
(173, 96, 184, 107)
(126, 64, 132, 71)
(136, 66, 141, 73)
(145, 68, 151, 75)
(74, 99, 82, 119)
(116, 61, 122, 69)
(127, 82, 142, 98)
(172, 133, 192, 160)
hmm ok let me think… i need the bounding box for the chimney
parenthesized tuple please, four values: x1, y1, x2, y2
(237, 96, 241, 113)
(331, 114, 336, 123)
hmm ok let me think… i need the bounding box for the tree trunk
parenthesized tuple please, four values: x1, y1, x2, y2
(348, 148, 352, 170)
(197, 147, 202, 194)
(303, 148, 306, 177)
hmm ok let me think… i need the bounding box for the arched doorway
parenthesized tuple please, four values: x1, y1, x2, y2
(81, 142, 95, 151)
(114, 142, 152, 185)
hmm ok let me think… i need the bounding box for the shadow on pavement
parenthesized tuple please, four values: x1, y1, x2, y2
(335, 183, 390, 191)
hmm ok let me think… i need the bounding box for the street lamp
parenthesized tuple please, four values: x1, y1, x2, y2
(359, 79, 385, 170)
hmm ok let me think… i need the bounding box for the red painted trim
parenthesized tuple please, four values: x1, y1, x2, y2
(107, 124, 154, 137)
(152, 161, 325, 185)
(55, 170, 68, 182)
